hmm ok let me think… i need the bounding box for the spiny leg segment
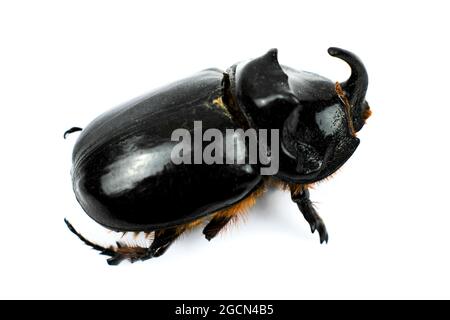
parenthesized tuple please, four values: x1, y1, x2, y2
(65, 218, 118, 258)
(64, 219, 185, 265)
(63, 127, 83, 139)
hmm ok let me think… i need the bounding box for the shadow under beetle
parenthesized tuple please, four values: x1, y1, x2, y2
(65, 47, 371, 265)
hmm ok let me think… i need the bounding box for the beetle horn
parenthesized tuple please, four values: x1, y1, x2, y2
(328, 47, 368, 111)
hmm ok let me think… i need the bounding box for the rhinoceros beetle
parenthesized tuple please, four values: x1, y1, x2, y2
(64, 47, 371, 265)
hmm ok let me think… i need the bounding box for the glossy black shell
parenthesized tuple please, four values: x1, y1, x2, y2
(72, 69, 261, 231)
(71, 48, 368, 232)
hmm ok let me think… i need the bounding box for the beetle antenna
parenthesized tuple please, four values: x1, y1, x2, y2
(63, 127, 83, 139)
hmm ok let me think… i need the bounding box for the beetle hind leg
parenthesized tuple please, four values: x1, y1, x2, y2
(65, 219, 156, 265)
(143, 226, 186, 259)
(106, 242, 149, 265)
(64, 218, 117, 258)
(63, 127, 82, 139)
(108, 227, 185, 265)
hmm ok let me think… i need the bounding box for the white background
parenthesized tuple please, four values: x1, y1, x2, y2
(1, 0, 449, 299)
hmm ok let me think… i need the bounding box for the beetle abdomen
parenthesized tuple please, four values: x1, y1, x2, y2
(72, 69, 261, 232)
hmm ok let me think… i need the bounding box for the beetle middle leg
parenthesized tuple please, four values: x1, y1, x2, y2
(203, 215, 233, 241)
(290, 185, 329, 244)
(202, 183, 267, 241)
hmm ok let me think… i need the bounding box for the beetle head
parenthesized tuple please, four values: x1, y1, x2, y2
(280, 99, 361, 183)
(230, 47, 370, 183)
(279, 47, 370, 183)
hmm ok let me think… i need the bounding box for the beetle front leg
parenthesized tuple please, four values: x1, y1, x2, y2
(290, 186, 329, 244)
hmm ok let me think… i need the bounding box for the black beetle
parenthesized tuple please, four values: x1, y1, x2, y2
(65, 47, 371, 265)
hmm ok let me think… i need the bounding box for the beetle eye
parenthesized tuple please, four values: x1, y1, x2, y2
(362, 101, 372, 121)
(352, 100, 372, 132)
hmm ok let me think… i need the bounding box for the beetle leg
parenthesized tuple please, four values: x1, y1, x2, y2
(65, 219, 152, 265)
(64, 218, 117, 257)
(203, 215, 233, 241)
(106, 242, 149, 266)
(142, 226, 185, 260)
(201, 183, 267, 241)
(290, 186, 329, 244)
(63, 127, 82, 139)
